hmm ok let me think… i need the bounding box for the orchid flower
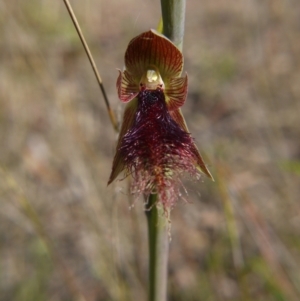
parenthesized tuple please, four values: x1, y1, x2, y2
(108, 29, 213, 211)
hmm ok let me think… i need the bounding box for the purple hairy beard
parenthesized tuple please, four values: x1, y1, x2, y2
(120, 88, 201, 210)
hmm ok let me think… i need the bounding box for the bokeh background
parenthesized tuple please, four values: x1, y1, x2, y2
(1, 0, 300, 300)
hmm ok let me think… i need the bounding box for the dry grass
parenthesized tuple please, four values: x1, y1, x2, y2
(1, 0, 300, 300)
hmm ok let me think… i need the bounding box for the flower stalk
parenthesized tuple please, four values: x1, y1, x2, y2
(146, 194, 169, 301)
(147, 1, 186, 301)
(161, 0, 186, 51)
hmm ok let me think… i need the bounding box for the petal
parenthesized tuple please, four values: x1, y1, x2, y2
(108, 98, 138, 184)
(191, 145, 214, 180)
(169, 108, 189, 132)
(170, 109, 214, 180)
(117, 70, 139, 103)
(165, 73, 188, 110)
(125, 29, 183, 82)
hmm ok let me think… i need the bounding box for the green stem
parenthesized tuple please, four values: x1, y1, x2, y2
(160, 0, 186, 51)
(146, 2, 186, 301)
(146, 194, 169, 301)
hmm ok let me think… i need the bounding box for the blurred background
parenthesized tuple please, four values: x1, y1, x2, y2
(1, 0, 300, 300)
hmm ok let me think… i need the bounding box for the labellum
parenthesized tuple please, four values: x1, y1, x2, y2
(108, 30, 213, 211)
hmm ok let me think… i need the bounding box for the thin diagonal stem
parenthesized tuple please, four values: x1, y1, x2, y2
(62, 0, 118, 131)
